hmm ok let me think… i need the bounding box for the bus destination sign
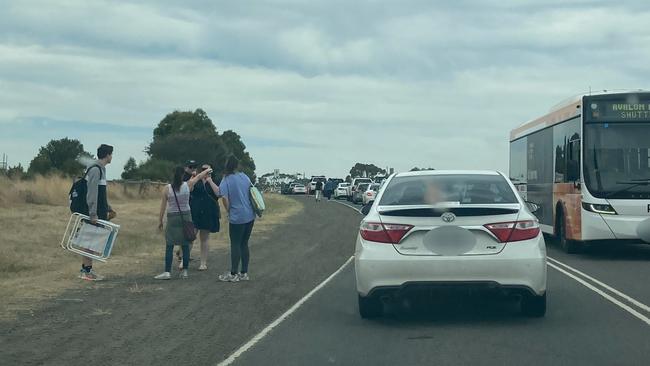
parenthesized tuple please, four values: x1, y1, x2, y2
(586, 94, 650, 122)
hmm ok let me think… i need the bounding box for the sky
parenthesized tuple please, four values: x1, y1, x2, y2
(1, 0, 649, 179)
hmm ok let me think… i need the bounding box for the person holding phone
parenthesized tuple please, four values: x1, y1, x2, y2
(190, 164, 221, 270)
(155, 166, 213, 280)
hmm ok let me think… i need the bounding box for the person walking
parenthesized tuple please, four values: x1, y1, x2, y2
(79, 144, 115, 281)
(218, 156, 256, 283)
(191, 164, 221, 271)
(155, 166, 213, 280)
(315, 180, 324, 202)
(324, 179, 334, 201)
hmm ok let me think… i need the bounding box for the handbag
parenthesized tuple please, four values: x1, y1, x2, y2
(171, 185, 197, 242)
(250, 185, 265, 218)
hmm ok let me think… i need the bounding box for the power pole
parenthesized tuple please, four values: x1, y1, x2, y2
(0, 153, 7, 172)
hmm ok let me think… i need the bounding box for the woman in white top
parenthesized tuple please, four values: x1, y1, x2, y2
(155, 166, 212, 280)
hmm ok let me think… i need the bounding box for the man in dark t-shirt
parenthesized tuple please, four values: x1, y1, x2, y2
(183, 160, 198, 182)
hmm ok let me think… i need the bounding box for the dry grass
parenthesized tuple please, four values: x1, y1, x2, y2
(0, 189, 302, 321)
(0, 175, 164, 207)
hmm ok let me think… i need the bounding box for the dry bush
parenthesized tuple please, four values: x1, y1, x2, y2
(0, 175, 166, 207)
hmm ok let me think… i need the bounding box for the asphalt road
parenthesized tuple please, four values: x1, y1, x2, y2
(228, 196, 650, 366)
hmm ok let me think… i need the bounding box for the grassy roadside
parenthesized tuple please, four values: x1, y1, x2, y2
(0, 189, 303, 321)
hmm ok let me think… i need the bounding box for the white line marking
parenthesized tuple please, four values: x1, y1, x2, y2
(547, 262, 650, 326)
(331, 199, 363, 214)
(548, 257, 650, 313)
(217, 256, 354, 366)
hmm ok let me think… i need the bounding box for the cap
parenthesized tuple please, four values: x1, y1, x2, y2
(185, 160, 198, 168)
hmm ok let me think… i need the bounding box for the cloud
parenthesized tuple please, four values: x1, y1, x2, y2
(1, 0, 650, 179)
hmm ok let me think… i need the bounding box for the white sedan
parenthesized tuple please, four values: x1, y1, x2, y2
(334, 183, 350, 199)
(362, 183, 381, 205)
(355, 170, 547, 318)
(292, 184, 307, 194)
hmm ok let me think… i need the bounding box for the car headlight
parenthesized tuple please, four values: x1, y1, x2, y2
(582, 202, 617, 215)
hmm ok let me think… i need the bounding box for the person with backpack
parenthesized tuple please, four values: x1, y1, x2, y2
(218, 156, 256, 283)
(69, 144, 115, 281)
(155, 165, 213, 280)
(315, 180, 324, 202)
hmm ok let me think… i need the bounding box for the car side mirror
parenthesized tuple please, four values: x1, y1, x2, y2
(526, 201, 540, 213)
(361, 202, 373, 215)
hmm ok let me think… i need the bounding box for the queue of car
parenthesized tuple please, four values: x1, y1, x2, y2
(280, 170, 548, 320)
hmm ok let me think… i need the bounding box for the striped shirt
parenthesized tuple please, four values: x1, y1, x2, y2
(167, 182, 191, 213)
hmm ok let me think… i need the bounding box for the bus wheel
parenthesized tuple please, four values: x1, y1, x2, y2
(557, 211, 581, 254)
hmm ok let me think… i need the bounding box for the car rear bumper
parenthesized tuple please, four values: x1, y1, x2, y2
(355, 235, 547, 297)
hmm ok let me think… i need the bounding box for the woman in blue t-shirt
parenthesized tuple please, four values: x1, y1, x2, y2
(218, 156, 256, 282)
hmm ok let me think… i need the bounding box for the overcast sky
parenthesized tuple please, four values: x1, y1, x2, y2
(1, 0, 649, 179)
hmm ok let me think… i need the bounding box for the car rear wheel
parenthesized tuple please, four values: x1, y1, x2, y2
(358, 294, 383, 319)
(521, 293, 546, 317)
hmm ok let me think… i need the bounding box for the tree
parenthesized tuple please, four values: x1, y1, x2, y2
(121, 157, 138, 180)
(152, 109, 217, 140)
(410, 167, 435, 172)
(349, 163, 386, 178)
(28, 138, 91, 177)
(4, 164, 24, 179)
(135, 109, 257, 181)
(132, 159, 176, 182)
(220, 130, 256, 180)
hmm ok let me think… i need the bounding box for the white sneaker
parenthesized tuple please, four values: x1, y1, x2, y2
(238, 273, 250, 281)
(154, 272, 171, 280)
(180, 269, 189, 279)
(80, 269, 104, 281)
(219, 272, 240, 282)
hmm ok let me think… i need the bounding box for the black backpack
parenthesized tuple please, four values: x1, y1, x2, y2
(69, 165, 102, 214)
(316, 181, 323, 190)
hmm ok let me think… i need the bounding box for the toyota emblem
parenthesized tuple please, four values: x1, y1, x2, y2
(441, 212, 456, 223)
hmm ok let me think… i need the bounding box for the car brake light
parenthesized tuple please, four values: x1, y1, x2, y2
(366, 192, 372, 196)
(360, 222, 413, 244)
(484, 220, 540, 243)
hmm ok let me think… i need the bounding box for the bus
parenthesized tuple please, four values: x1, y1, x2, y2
(509, 90, 650, 253)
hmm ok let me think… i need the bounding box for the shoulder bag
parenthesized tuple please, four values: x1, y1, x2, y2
(172, 185, 197, 242)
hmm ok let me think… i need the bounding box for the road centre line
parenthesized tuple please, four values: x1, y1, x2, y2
(547, 262, 650, 326)
(217, 256, 355, 366)
(333, 199, 650, 325)
(547, 256, 650, 314)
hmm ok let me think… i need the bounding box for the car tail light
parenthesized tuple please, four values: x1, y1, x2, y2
(366, 192, 372, 196)
(484, 220, 540, 243)
(360, 222, 413, 244)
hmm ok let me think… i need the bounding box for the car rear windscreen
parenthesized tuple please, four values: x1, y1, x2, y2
(379, 174, 518, 206)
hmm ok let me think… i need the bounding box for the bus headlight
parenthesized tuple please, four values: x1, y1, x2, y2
(582, 203, 618, 215)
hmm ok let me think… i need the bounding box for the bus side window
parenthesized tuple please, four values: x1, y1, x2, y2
(567, 138, 581, 182)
